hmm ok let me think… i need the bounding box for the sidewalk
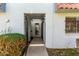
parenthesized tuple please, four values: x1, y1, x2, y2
(26, 38, 48, 56)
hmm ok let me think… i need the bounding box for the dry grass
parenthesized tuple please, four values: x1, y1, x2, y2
(0, 33, 27, 56)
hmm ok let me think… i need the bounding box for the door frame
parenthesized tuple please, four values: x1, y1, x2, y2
(24, 13, 45, 44)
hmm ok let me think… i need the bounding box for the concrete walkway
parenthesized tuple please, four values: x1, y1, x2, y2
(26, 38, 48, 56)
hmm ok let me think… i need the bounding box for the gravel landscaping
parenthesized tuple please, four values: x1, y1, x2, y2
(47, 48, 79, 56)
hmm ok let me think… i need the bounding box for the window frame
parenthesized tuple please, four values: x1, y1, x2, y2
(65, 17, 79, 33)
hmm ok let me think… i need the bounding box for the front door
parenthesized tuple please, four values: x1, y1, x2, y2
(31, 19, 42, 38)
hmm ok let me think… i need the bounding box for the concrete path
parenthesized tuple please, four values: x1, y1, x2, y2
(26, 38, 48, 56)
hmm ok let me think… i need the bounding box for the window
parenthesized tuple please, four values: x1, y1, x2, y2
(0, 3, 6, 12)
(77, 20, 79, 32)
(65, 17, 79, 33)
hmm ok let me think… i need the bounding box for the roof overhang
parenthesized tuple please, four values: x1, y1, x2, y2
(55, 3, 79, 13)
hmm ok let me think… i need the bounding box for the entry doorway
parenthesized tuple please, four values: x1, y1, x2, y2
(31, 19, 42, 38)
(24, 13, 45, 45)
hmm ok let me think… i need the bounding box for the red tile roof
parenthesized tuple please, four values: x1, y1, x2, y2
(56, 3, 79, 9)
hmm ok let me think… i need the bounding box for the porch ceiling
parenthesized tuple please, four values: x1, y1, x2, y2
(24, 13, 45, 19)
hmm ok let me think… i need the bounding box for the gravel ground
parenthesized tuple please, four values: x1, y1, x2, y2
(47, 48, 79, 56)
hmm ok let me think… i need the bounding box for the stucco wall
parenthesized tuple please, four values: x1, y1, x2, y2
(0, 3, 78, 48)
(0, 3, 54, 48)
(53, 12, 79, 48)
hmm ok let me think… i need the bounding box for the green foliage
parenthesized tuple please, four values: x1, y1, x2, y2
(0, 33, 26, 42)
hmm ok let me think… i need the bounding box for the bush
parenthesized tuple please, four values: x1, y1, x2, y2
(0, 33, 27, 56)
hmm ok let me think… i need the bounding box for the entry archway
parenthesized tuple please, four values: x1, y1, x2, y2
(24, 13, 45, 44)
